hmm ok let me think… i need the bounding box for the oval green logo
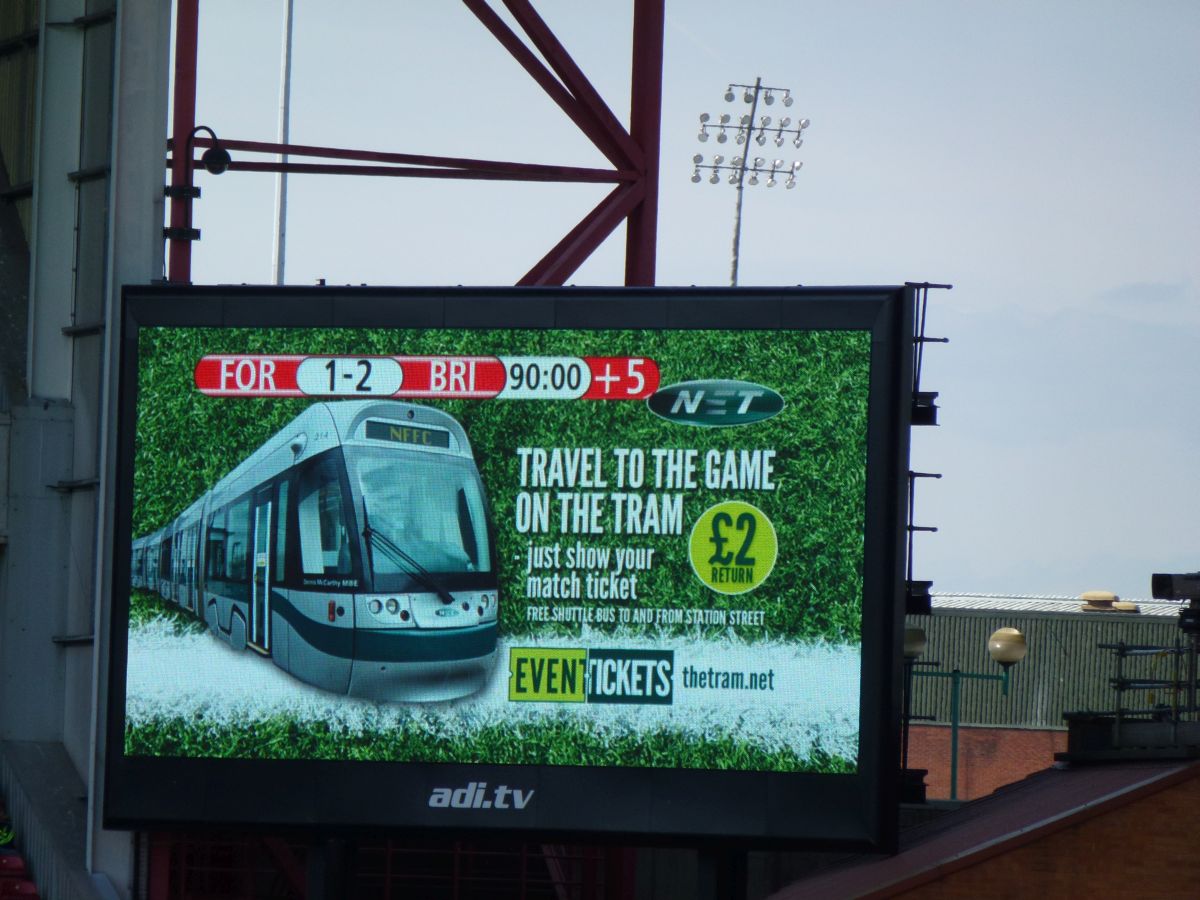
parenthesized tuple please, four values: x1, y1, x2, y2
(646, 380, 784, 427)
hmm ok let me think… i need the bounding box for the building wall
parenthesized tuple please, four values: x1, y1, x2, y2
(907, 610, 1181, 730)
(906, 725, 1067, 801)
(896, 769, 1200, 899)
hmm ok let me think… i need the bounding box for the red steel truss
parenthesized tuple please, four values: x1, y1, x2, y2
(166, 0, 665, 286)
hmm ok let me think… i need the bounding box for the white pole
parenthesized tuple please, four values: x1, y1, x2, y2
(272, 0, 295, 285)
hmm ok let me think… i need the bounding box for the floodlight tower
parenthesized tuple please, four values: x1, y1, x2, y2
(692, 78, 809, 286)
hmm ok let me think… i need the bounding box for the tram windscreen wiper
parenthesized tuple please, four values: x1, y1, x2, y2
(362, 502, 457, 606)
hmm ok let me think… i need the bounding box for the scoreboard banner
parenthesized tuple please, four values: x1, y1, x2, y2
(104, 286, 911, 849)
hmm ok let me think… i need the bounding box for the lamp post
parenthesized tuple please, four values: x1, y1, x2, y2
(909, 627, 1027, 800)
(692, 78, 809, 286)
(165, 126, 231, 281)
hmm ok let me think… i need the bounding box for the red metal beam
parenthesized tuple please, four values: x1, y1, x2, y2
(461, 0, 636, 171)
(166, 0, 199, 282)
(165, 0, 663, 288)
(188, 159, 627, 182)
(519, 181, 645, 286)
(624, 0, 664, 286)
(176, 137, 635, 182)
(260, 838, 307, 897)
(502, 0, 643, 169)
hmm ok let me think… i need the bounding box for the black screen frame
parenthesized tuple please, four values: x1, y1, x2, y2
(105, 284, 911, 851)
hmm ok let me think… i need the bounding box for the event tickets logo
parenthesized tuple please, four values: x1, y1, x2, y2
(646, 380, 784, 427)
(508, 647, 674, 704)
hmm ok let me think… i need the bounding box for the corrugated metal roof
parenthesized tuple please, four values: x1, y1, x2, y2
(933, 592, 1179, 617)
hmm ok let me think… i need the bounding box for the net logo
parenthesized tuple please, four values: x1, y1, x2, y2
(646, 380, 784, 427)
(508, 647, 674, 705)
(427, 782, 534, 810)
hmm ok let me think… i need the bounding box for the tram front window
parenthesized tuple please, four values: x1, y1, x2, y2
(351, 449, 492, 580)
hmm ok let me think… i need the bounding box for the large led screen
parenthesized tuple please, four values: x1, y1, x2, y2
(106, 286, 911, 848)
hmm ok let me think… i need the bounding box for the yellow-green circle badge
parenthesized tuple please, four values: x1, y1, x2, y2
(688, 501, 778, 594)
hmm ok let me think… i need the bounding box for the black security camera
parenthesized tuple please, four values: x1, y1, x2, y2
(1151, 572, 1200, 601)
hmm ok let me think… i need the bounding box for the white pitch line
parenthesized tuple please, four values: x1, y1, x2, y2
(126, 618, 861, 761)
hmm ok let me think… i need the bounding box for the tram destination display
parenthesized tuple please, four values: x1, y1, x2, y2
(106, 285, 911, 848)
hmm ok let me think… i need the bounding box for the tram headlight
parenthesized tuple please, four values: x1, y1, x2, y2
(368, 599, 382, 615)
(385, 597, 400, 614)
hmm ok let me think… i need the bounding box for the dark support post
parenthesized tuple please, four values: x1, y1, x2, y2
(625, 0, 664, 286)
(307, 837, 355, 900)
(697, 847, 747, 900)
(167, 0, 199, 283)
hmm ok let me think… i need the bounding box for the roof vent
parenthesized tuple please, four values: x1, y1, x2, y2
(1079, 589, 1137, 613)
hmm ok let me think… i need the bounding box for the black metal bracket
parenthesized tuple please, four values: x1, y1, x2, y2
(163, 226, 201, 241)
(164, 184, 201, 200)
(912, 390, 939, 426)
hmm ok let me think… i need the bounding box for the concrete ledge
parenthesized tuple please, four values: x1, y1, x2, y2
(0, 740, 119, 900)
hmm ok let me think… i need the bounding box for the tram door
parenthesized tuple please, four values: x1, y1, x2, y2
(250, 488, 272, 653)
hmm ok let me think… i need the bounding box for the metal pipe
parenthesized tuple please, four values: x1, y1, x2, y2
(272, 0, 294, 285)
(729, 78, 761, 287)
(949, 669, 961, 800)
(167, 0, 199, 283)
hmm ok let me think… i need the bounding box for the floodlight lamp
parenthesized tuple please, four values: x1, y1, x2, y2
(740, 115, 751, 124)
(766, 177, 776, 187)
(719, 113, 731, 124)
(755, 133, 766, 146)
(700, 113, 711, 123)
(760, 116, 771, 126)
(713, 154, 724, 164)
(782, 92, 794, 107)
(791, 161, 803, 171)
(754, 157, 764, 167)
(764, 91, 775, 105)
(691, 171, 701, 183)
(693, 153, 704, 164)
(735, 131, 746, 145)
(748, 173, 758, 185)
(785, 177, 796, 189)
(728, 173, 738, 184)
(724, 89, 735, 102)
(780, 117, 791, 127)
(717, 130, 728, 143)
(774, 134, 784, 147)
(793, 136, 803, 148)
(709, 172, 719, 184)
(743, 90, 754, 102)
(799, 118, 811, 129)
(698, 130, 709, 142)
(774, 159, 784, 168)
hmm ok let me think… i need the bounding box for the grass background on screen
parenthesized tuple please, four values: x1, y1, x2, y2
(126, 325, 871, 773)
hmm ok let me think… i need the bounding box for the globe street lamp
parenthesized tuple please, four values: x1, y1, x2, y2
(908, 626, 1028, 800)
(692, 78, 809, 286)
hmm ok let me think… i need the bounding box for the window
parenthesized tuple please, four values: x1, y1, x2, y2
(297, 459, 353, 577)
(226, 498, 250, 581)
(273, 480, 289, 583)
(206, 508, 227, 579)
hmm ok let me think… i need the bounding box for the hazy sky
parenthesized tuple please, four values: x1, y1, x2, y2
(184, 1, 1200, 600)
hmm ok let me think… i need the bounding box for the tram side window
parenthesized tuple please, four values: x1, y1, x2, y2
(226, 497, 250, 581)
(159, 538, 172, 581)
(206, 509, 227, 579)
(297, 461, 352, 576)
(273, 481, 289, 583)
